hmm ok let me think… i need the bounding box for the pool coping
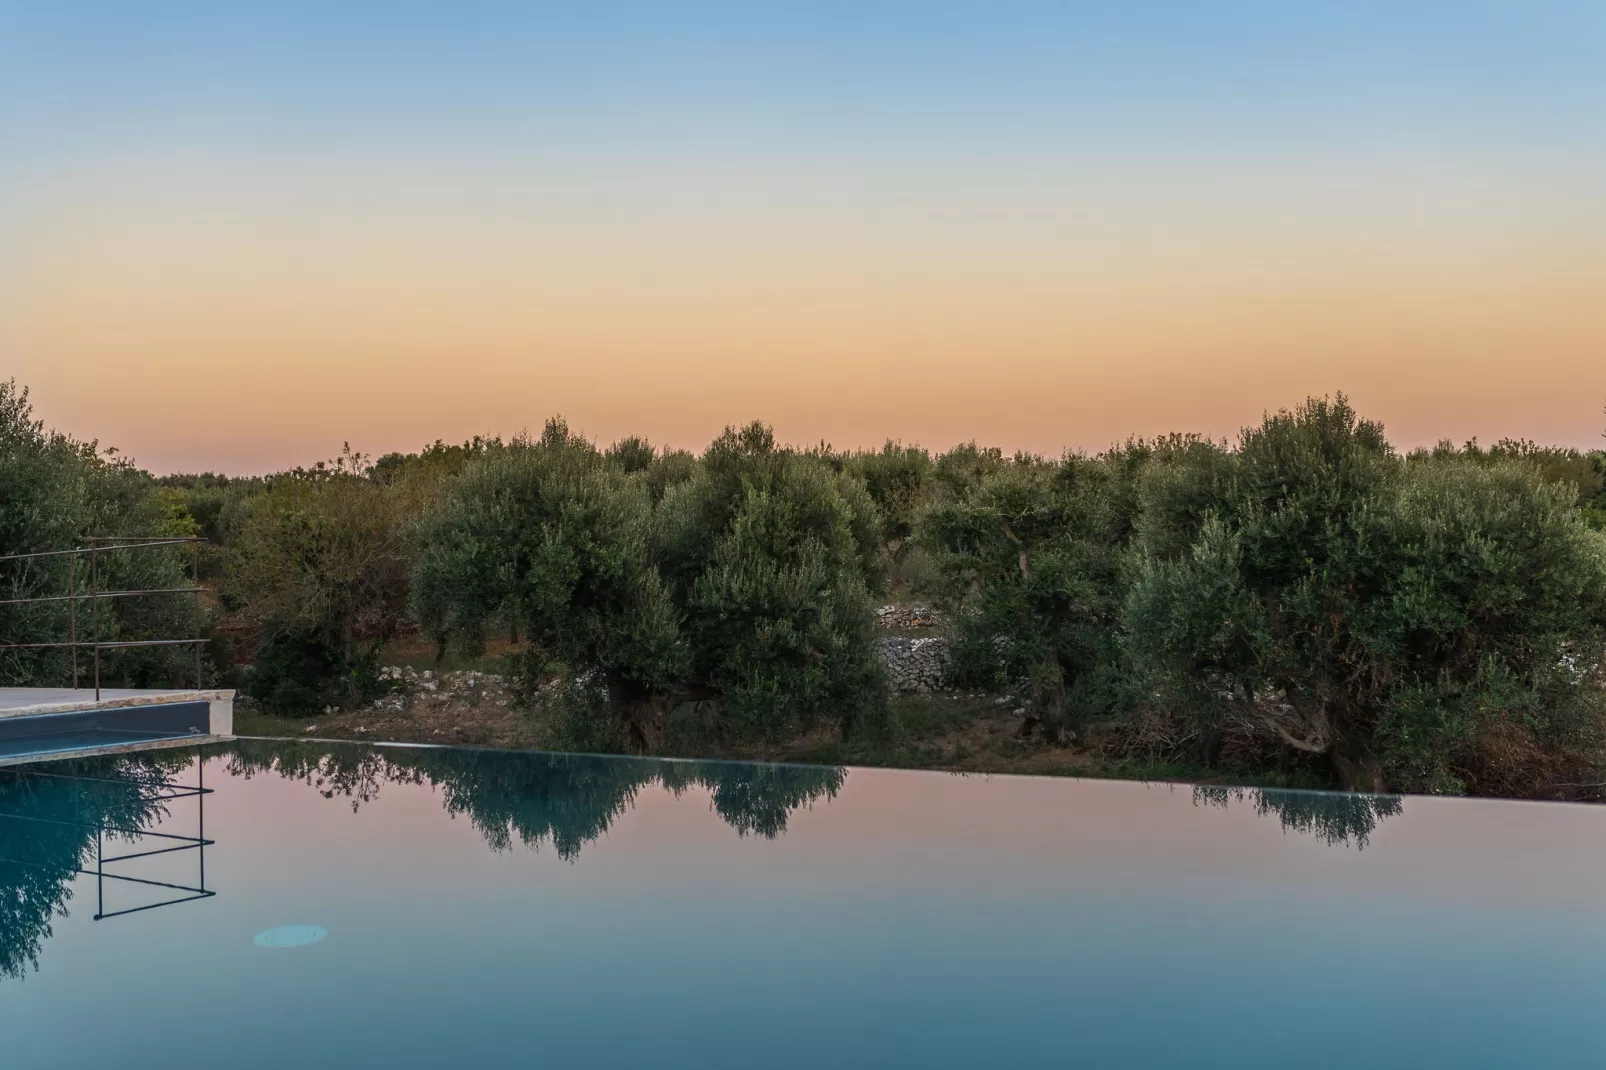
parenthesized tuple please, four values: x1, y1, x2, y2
(0, 732, 234, 768)
(0, 688, 236, 718)
(0, 688, 236, 765)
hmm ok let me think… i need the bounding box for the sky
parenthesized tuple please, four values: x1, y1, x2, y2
(1, 2, 1603, 473)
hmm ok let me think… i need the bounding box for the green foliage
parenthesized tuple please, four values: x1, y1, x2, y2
(418, 419, 889, 751)
(656, 422, 888, 743)
(542, 674, 627, 754)
(414, 419, 685, 733)
(1417, 436, 1606, 507)
(13, 372, 1606, 801)
(1125, 396, 1606, 793)
(640, 447, 699, 504)
(931, 441, 1007, 501)
(1126, 434, 1238, 562)
(1415, 437, 1606, 533)
(848, 441, 933, 584)
(369, 436, 504, 486)
(919, 453, 1135, 739)
(226, 448, 417, 711)
(604, 435, 657, 474)
(243, 628, 345, 713)
(0, 380, 203, 688)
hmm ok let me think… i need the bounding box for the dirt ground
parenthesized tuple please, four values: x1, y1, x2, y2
(234, 667, 551, 750)
(233, 614, 1116, 778)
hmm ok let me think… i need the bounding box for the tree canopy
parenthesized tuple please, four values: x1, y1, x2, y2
(415, 420, 888, 750)
(0, 380, 202, 688)
(10, 373, 1606, 800)
(1126, 397, 1606, 792)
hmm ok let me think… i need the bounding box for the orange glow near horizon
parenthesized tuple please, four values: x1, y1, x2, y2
(4, 148, 1603, 473)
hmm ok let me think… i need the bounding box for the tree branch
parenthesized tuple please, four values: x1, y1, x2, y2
(1261, 717, 1330, 754)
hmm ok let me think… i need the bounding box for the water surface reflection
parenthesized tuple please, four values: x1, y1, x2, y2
(1193, 785, 1403, 848)
(224, 740, 846, 859)
(0, 752, 198, 979)
(0, 743, 1416, 981)
(2, 742, 1605, 1069)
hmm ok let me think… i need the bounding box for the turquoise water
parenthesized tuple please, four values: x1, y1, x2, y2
(1, 740, 1604, 1069)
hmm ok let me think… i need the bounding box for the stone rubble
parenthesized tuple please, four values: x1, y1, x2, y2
(875, 604, 951, 631)
(358, 609, 965, 710)
(368, 665, 515, 712)
(876, 635, 952, 693)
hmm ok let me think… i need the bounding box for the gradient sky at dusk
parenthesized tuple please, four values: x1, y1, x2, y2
(2, 2, 1603, 473)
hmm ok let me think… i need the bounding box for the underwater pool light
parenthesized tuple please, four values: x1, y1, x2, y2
(254, 925, 328, 948)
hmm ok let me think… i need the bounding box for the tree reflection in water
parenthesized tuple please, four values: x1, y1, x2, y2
(1193, 785, 1404, 849)
(224, 741, 845, 861)
(0, 744, 1408, 985)
(0, 753, 192, 980)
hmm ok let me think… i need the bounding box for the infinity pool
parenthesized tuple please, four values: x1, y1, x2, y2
(1, 740, 1603, 1068)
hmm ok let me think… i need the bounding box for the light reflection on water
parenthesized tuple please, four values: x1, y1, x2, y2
(0, 740, 1602, 1069)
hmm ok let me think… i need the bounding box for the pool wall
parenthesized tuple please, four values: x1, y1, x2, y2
(0, 688, 234, 763)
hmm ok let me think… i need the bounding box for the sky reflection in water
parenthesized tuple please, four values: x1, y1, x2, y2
(0, 740, 1602, 1069)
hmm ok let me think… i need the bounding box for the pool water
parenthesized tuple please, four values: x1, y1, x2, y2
(1, 740, 1604, 1069)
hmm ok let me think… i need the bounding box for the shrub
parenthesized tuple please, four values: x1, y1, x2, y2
(659, 423, 888, 742)
(0, 380, 203, 689)
(1125, 396, 1606, 794)
(417, 419, 889, 751)
(919, 453, 1134, 740)
(848, 441, 933, 586)
(226, 449, 415, 711)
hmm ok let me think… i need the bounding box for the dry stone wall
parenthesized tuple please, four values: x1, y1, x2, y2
(877, 636, 951, 693)
(875, 604, 950, 631)
(353, 605, 960, 710)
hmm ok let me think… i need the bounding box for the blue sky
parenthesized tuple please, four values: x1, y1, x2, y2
(7, 3, 1602, 151)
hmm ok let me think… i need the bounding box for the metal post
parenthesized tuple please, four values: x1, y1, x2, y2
(191, 540, 201, 689)
(68, 554, 78, 689)
(90, 542, 100, 701)
(96, 824, 105, 920)
(197, 749, 205, 893)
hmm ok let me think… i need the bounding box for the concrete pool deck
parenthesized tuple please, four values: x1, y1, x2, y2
(0, 687, 234, 765)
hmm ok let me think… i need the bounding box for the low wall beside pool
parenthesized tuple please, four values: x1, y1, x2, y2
(0, 687, 234, 764)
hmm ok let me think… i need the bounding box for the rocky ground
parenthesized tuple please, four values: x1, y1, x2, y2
(238, 665, 551, 750)
(231, 605, 1105, 777)
(875, 603, 959, 693)
(234, 684, 1098, 777)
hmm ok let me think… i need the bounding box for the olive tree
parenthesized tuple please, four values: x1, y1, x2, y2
(416, 420, 888, 751)
(227, 449, 416, 711)
(414, 420, 685, 745)
(848, 441, 933, 582)
(1126, 396, 1606, 794)
(0, 380, 202, 688)
(919, 453, 1134, 741)
(655, 422, 888, 742)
